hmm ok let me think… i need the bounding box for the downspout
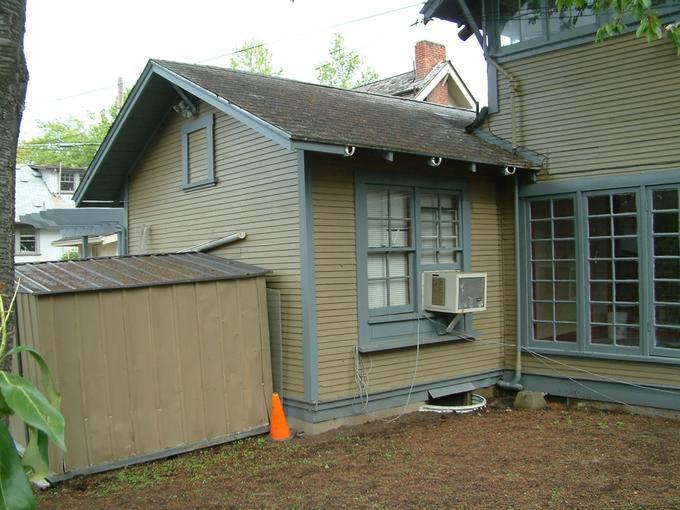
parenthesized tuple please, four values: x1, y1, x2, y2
(497, 173, 523, 391)
(456, 0, 520, 150)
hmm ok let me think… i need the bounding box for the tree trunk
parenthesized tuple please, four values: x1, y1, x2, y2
(0, 0, 28, 370)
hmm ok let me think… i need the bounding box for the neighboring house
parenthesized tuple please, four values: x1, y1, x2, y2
(355, 40, 477, 109)
(15, 164, 122, 260)
(14, 164, 85, 262)
(74, 59, 544, 430)
(421, 0, 680, 410)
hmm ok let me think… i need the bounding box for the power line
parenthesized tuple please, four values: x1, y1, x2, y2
(196, 2, 422, 64)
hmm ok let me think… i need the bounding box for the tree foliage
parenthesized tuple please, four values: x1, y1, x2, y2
(554, 0, 680, 52)
(229, 39, 283, 76)
(17, 97, 125, 169)
(316, 33, 379, 88)
(0, 286, 66, 510)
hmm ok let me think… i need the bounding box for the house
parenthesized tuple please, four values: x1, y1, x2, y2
(421, 0, 680, 410)
(15, 164, 123, 260)
(15, 164, 85, 261)
(74, 59, 546, 431)
(355, 40, 477, 109)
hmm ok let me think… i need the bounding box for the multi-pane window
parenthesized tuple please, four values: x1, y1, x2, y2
(529, 198, 577, 343)
(60, 172, 75, 193)
(420, 192, 461, 265)
(366, 189, 413, 311)
(651, 188, 680, 351)
(526, 181, 680, 360)
(587, 192, 640, 348)
(15, 225, 37, 254)
(497, 0, 597, 49)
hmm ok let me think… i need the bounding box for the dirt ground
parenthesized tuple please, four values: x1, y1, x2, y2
(38, 399, 680, 509)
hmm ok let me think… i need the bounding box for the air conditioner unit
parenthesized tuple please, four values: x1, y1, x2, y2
(422, 271, 487, 314)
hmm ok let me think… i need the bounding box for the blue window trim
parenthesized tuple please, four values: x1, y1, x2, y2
(180, 113, 216, 191)
(355, 170, 472, 352)
(520, 168, 680, 363)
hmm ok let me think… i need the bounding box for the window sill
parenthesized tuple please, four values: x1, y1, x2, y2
(523, 345, 680, 366)
(16, 252, 40, 257)
(181, 180, 217, 192)
(358, 331, 476, 353)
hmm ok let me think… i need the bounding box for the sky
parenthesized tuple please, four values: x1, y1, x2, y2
(21, 0, 485, 140)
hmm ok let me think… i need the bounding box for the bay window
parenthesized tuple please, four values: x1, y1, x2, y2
(523, 176, 680, 360)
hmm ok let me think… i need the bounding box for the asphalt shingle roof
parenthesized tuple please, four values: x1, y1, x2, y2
(354, 62, 449, 98)
(154, 60, 535, 168)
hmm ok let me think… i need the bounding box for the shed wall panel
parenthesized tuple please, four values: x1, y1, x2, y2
(16, 277, 271, 475)
(127, 101, 304, 397)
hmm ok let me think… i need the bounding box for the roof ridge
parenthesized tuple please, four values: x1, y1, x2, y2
(151, 59, 474, 114)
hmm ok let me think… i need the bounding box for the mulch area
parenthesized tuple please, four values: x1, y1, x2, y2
(38, 399, 680, 509)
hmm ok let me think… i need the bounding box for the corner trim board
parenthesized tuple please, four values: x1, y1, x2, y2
(298, 150, 319, 402)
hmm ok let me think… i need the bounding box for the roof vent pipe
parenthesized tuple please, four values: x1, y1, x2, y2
(428, 156, 442, 167)
(344, 146, 356, 157)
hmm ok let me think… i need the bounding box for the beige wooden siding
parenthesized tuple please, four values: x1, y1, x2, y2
(16, 278, 272, 474)
(311, 156, 514, 400)
(127, 101, 304, 397)
(490, 34, 680, 179)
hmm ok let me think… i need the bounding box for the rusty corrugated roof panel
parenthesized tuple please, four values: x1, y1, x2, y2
(15, 253, 270, 295)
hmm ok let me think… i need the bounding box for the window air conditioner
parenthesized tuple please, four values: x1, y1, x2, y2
(422, 271, 487, 314)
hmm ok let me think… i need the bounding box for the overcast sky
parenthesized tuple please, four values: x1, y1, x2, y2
(21, 0, 485, 140)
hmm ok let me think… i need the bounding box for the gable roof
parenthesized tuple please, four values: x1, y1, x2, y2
(355, 61, 476, 109)
(75, 60, 542, 204)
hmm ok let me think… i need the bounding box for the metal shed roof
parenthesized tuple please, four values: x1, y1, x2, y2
(16, 253, 269, 295)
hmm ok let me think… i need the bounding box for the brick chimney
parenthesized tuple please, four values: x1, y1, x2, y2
(414, 40, 449, 105)
(414, 40, 446, 80)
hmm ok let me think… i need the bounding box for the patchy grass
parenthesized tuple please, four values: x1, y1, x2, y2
(38, 402, 680, 509)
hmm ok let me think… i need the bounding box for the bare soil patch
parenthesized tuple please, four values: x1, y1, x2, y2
(38, 401, 680, 509)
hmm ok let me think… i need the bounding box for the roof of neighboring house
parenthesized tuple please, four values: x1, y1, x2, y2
(76, 60, 543, 204)
(355, 62, 449, 97)
(16, 252, 269, 295)
(15, 165, 74, 221)
(19, 208, 124, 236)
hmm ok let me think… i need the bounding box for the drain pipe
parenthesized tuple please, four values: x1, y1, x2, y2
(497, 173, 523, 392)
(177, 231, 247, 253)
(456, 0, 520, 150)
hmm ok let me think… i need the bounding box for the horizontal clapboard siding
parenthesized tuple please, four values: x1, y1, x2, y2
(128, 101, 304, 397)
(311, 156, 513, 400)
(491, 34, 680, 179)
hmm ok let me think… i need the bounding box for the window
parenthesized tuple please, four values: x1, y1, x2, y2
(497, 0, 597, 49)
(60, 172, 76, 193)
(181, 114, 215, 190)
(524, 179, 680, 360)
(15, 225, 37, 254)
(356, 173, 470, 351)
(528, 197, 577, 344)
(651, 187, 680, 352)
(366, 188, 413, 313)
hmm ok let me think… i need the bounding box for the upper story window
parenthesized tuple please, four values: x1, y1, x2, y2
(60, 171, 76, 193)
(181, 113, 216, 191)
(497, 0, 597, 49)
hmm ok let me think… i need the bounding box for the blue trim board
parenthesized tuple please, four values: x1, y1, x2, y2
(298, 150, 319, 402)
(517, 372, 680, 412)
(283, 370, 502, 423)
(520, 168, 680, 197)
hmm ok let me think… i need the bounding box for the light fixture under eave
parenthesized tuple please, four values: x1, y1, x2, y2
(502, 166, 517, 176)
(173, 99, 196, 118)
(428, 156, 442, 167)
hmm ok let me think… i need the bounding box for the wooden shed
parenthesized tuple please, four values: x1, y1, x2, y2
(13, 253, 273, 479)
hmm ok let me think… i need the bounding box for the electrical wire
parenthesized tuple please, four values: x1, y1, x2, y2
(383, 314, 422, 423)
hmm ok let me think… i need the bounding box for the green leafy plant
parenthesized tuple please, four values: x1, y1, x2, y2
(0, 284, 65, 510)
(59, 250, 79, 261)
(555, 0, 680, 54)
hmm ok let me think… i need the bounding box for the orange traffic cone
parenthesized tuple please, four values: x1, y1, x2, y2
(269, 392, 294, 441)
